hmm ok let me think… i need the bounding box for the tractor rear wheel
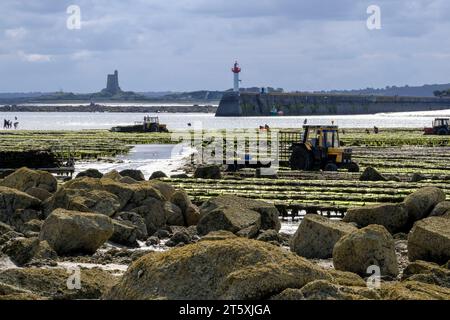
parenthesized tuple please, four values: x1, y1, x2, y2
(290, 146, 313, 170)
(324, 163, 338, 172)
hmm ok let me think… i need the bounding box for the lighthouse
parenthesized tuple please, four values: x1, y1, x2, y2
(231, 61, 241, 93)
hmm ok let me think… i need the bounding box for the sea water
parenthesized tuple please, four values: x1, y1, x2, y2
(2, 109, 450, 130)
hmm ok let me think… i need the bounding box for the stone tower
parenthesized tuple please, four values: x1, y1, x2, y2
(105, 70, 121, 94)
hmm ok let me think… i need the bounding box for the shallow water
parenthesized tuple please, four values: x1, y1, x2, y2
(2, 109, 450, 130)
(75, 144, 196, 179)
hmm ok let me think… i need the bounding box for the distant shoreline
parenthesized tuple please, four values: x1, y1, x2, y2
(0, 104, 218, 113)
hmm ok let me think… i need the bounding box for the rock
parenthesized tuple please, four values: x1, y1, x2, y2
(0, 186, 41, 215)
(170, 190, 191, 214)
(39, 209, 114, 255)
(60, 177, 165, 212)
(0, 268, 118, 300)
(0, 231, 23, 246)
(22, 219, 43, 233)
(328, 269, 367, 287)
(333, 225, 399, 277)
(1, 237, 40, 266)
(199, 195, 280, 233)
(408, 217, 450, 264)
(343, 203, 409, 234)
(0, 282, 44, 300)
(145, 236, 160, 246)
(3, 209, 41, 234)
(103, 238, 331, 300)
(117, 212, 147, 240)
(185, 204, 201, 226)
(0, 167, 57, 193)
(194, 165, 222, 179)
(149, 181, 175, 201)
(1, 237, 56, 266)
(131, 198, 166, 235)
(290, 214, 357, 259)
(404, 187, 446, 221)
(76, 169, 103, 179)
(26, 187, 52, 202)
(44, 188, 121, 217)
(359, 167, 387, 181)
(200, 230, 237, 241)
(164, 202, 184, 226)
(149, 171, 167, 180)
(256, 229, 281, 243)
(110, 219, 138, 247)
(197, 206, 261, 237)
(118, 176, 138, 184)
(0, 222, 13, 235)
(411, 173, 427, 182)
(119, 169, 145, 181)
(166, 231, 191, 247)
(430, 201, 450, 217)
(402, 260, 450, 288)
(170, 173, 189, 179)
(101, 170, 122, 181)
(381, 280, 450, 300)
(272, 280, 380, 300)
(153, 229, 171, 239)
(170, 190, 199, 226)
(32, 240, 57, 261)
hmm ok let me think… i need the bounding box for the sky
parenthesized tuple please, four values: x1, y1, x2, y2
(1, 0, 450, 93)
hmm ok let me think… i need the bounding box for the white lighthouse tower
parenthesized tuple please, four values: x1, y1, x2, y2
(231, 61, 241, 93)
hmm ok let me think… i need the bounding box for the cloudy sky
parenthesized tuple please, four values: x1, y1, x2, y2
(1, 0, 450, 93)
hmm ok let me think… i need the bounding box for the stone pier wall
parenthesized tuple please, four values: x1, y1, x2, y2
(216, 92, 450, 116)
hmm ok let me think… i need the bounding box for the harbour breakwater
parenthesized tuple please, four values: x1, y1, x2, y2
(0, 104, 218, 113)
(216, 92, 450, 116)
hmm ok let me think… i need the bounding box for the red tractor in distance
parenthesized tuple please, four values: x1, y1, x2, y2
(424, 118, 450, 135)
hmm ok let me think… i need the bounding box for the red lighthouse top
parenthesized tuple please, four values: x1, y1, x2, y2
(231, 61, 241, 74)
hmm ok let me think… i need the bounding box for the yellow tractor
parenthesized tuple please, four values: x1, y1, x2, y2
(289, 125, 359, 172)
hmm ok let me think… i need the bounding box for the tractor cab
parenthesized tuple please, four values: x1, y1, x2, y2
(289, 125, 359, 172)
(424, 118, 450, 135)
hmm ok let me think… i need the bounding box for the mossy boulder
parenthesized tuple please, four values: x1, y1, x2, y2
(119, 169, 145, 181)
(110, 219, 138, 247)
(272, 280, 381, 300)
(199, 195, 280, 236)
(402, 260, 450, 288)
(149, 171, 167, 180)
(0, 167, 57, 193)
(76, 169, 103, 179)
(333, 225, 399, 277)
(359, 167, 386, 182)
(0, 186, 41, 214)
(103, 238, 331, 300)
(408, 217, 450, 264)
(194, 165, 222, 179)
(290, 214, 357, 259)
(0, 268, 118, 300)
(430, 201, 450, 218)
(380, 281, 450, 300)
(39, 209, 114, 255)
(404, 187, 446, 221)
(344, 203, 409, 233)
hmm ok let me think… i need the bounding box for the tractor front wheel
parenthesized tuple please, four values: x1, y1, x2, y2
(290, 146, 313, 171)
